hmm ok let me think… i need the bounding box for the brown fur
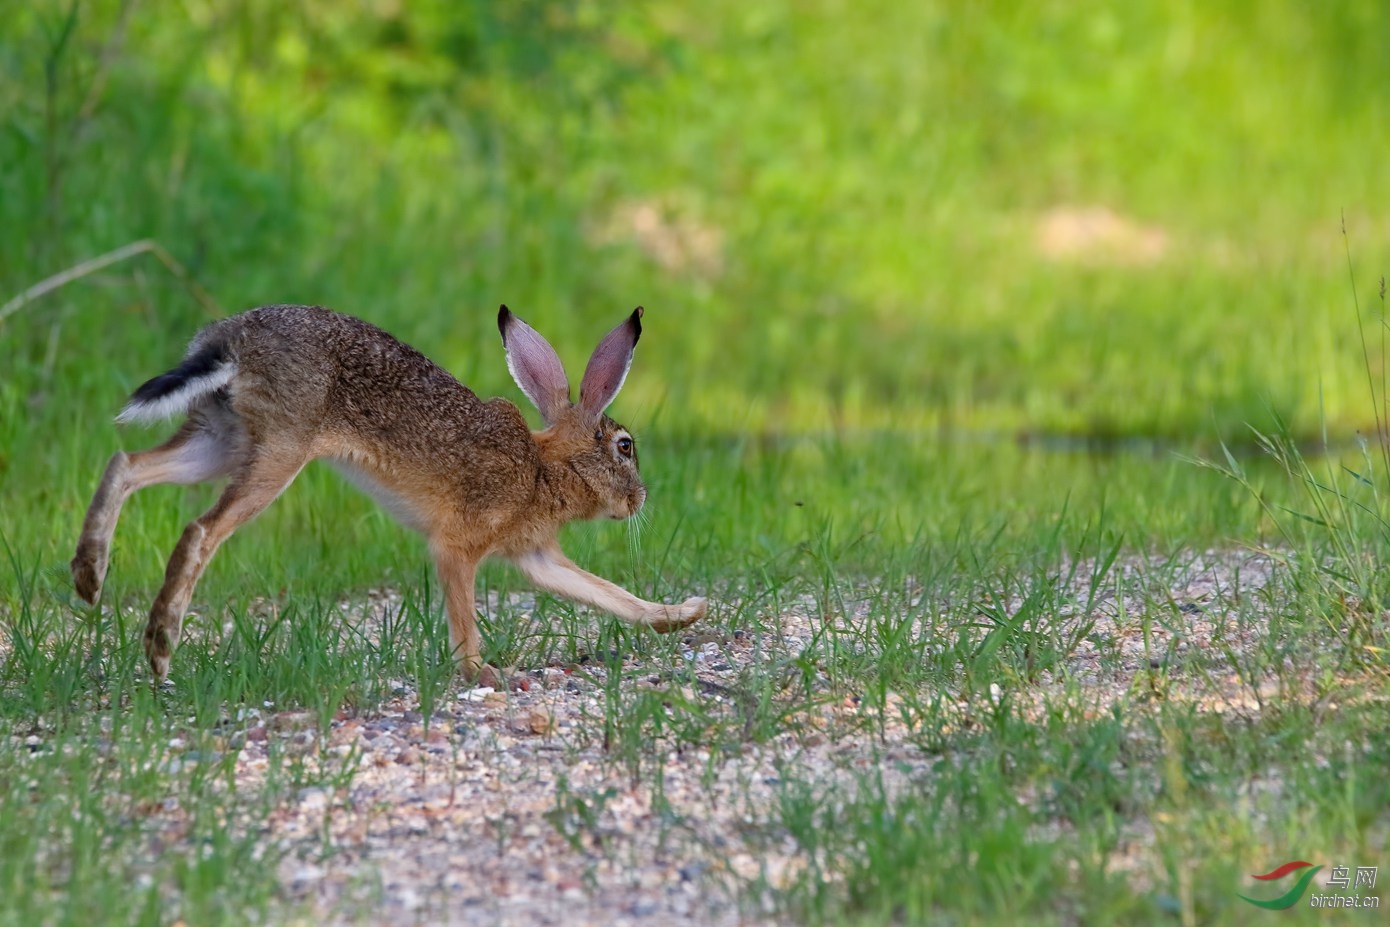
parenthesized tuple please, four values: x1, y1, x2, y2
(71, 304, 706, 683)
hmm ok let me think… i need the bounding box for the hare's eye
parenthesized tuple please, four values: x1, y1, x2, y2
(617, 436, 634, 458)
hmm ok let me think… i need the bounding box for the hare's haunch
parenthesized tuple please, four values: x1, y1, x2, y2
(72, 304, 707, 682)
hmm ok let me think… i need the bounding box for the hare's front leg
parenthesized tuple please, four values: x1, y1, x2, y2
(431, 544, 486, 681)
(513, 546, 707, 632)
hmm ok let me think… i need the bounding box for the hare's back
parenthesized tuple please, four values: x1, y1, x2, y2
(210, 305, 531, 453)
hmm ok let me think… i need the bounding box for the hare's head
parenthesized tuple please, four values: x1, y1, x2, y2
(499, 305, 647, 520)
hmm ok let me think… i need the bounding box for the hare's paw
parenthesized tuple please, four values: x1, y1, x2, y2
(648, 596, 707, 633)
(71, 543, 108, 605)
(143, 623, 178, 684)
(475, 663, 504, 690)
(472, 663, 529, 692)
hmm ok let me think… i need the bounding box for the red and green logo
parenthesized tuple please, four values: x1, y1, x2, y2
(1238, 860, 1323, 910)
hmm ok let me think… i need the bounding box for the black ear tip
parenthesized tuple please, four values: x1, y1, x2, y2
(497, 304, 511, 338)
(631, 306, 643, 338)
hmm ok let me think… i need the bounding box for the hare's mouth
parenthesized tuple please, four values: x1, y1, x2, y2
(609, 489, 646, 520)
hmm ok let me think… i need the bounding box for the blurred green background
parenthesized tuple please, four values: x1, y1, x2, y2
(4, 0, 1388, 448)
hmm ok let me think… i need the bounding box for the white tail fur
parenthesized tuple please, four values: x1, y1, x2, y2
(114, 361, 236, 424)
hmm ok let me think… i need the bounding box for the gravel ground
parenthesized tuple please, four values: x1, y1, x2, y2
(205, 548, 1303, 925)
(11, 548, 1329, 925)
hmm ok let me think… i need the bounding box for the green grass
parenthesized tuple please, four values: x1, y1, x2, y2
(760, 696, 1390, 925)
(14, 430, 1383, 924)
(2, 1, 1390, 924)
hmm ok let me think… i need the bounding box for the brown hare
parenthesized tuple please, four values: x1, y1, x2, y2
(71, 304, 707, 683)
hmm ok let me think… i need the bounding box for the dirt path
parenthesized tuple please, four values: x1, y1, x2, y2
(205, 549, 1301, 925)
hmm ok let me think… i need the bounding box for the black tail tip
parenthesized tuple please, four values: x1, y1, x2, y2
(127, 342, 229, 405)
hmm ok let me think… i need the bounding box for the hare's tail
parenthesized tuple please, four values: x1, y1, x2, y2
(115, 343, 234, 424)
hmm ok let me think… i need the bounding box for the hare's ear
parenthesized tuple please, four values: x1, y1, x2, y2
(498, 305, 571, 424)
(578, 306, 642, 421)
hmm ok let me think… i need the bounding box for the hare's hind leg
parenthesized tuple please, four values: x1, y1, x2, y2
(513, 546, 707, 633)
(144, 451, 306, 682)
(72, 419, 240, 604)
